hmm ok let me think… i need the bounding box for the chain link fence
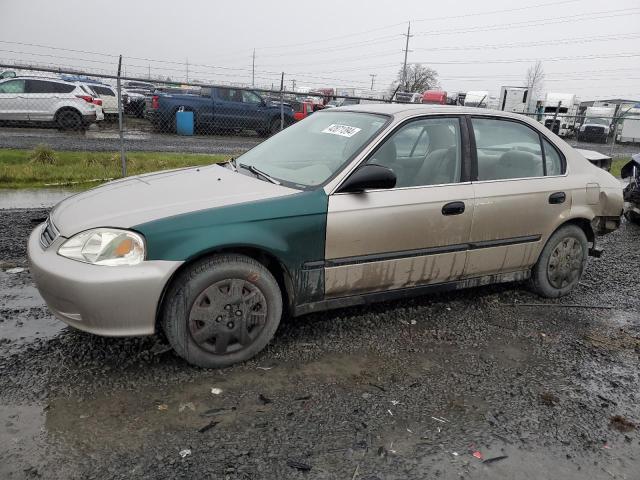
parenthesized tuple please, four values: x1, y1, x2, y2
(0, 62, 638, 184)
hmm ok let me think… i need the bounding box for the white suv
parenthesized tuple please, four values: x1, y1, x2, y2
(86, 84, 119, 118)
(0, 77, 103, 130)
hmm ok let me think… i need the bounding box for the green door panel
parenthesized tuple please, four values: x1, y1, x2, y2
(133, 189, 328, 305)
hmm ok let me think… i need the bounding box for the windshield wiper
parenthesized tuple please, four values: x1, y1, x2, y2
(238, 163, 281, 185)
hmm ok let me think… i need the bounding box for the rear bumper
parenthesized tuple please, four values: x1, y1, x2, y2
(82, 111, 98, 124)
(27, 224, 182, 336)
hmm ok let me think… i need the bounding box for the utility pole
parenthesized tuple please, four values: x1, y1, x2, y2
(291, 79, 296, 91)
(401, 22, 413, 92)
(186, 57, 189, 82)
(252, 49, 255, 87)
(369, 74, 376, 91)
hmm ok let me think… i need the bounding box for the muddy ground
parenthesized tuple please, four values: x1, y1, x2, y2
(1, 208, 639, 479)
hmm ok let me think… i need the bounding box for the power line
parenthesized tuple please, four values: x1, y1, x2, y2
(413, 7, 640, 37)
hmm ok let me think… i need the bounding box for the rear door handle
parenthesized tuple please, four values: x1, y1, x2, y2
(549, 192, 566, 204)
(442, 201, 465, 216)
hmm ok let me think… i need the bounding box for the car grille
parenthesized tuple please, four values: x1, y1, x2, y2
(40, 218, 59, 249)
(585, 126, 605, 134)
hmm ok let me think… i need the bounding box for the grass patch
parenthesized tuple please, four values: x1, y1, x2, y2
(0, 148, 230, 188)
(610, 157, 630, 179)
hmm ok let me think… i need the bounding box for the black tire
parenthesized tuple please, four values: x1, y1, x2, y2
(624, 210, 640, 225)
(531, 225, 588, 298)
(56, 109, 83, 131)
(161, 254, 282, 368)
(269, 118, 282, 135)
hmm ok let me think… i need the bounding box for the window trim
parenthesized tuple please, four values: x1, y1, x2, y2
(334, 114, 468, 194)
(468, 115, 567, 183)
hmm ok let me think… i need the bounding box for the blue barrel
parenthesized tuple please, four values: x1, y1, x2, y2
(176, 110, 194, 135)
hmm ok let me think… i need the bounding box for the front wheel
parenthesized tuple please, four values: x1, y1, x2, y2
(531, 225, 588, 298)
(161, 254, 282, 368)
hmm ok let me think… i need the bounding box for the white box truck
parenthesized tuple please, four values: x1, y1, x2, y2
(541, 93, 579, 137)
(464, 91, 490, 108)
(498, 86, 529, 113)
(577, 106, 616, 143)
(616, 107, 640, 144)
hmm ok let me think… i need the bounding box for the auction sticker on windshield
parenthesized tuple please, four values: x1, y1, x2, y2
(322, 124, 362, 137)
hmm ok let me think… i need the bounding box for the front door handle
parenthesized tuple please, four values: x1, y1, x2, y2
(442, 201, 465, 216)
(549, 192, 566, 204)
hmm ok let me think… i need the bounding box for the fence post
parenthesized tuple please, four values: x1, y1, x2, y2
(551, 101, 561, 134)
(116, 55, 126, 177)
(280, 72, 284, 131)
(609, 116, 618, 157)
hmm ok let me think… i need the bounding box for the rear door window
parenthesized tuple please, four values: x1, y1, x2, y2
(92, 85, 115, 96)
(543, 138, 565, 176)
(26, 80, 75, 94)
(472, 118, 544, 181)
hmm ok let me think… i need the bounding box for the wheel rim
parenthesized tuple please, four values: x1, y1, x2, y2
(188, 278, 268, 355)
(547, 237, 583, 289)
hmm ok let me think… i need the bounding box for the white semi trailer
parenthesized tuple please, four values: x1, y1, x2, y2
(616, 107, 640, 144)
(464, 91, 490, 108)
(541, 93, 579, 137)
(498, 86, 529, 113)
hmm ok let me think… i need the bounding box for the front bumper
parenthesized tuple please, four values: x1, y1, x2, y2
(27, 224, 182, 336)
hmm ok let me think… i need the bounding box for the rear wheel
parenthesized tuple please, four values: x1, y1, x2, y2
(56, 109, 83, 131)
(531, 225, 588, 298)
(161, 254, 282, 368)
(269, 118, 282, 135)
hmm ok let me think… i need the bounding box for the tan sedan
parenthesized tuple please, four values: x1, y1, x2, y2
(29, 105, 623, 367)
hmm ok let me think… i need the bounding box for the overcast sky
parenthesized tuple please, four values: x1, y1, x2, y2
(1, 0, 639, 100)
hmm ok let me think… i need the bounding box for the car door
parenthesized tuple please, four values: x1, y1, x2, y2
(241, 90, 266, 128)
(213, 87, 245, 129)
(0, 79, 27, 120)
(464, 116, 571, 278)
(24, 79, 67, 121)
(324, 116, 474, 298)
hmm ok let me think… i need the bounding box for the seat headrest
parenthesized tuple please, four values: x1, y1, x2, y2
(498, 150, 539, 177)
(427, 124, 455, 151)
(372, 139, 397, 165)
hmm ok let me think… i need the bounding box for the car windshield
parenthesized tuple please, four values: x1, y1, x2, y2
(236, 111, 388, 188)
(586, 117, 609, 125)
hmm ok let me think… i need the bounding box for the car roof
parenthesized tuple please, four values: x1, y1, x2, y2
(332, 103, 535, 122)
(5, 75, 77, 85)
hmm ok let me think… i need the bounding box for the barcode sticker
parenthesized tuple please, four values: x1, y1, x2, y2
(321, 124, 362, 137)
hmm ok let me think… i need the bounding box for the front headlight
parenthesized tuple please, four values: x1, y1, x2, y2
(58, 228, 145, 266)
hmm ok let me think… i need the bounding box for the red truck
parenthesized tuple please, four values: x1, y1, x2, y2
(291, 100, 316, 121)
(422, 90, 448, 105)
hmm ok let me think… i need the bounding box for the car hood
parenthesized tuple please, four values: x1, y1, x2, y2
(50, 164, 297, 237)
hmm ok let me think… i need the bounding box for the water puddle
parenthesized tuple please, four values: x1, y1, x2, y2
(0, 188, 75, 209)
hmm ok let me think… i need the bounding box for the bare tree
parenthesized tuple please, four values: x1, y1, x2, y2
(525, 61, 545, 113)
(389, 63, 439, 96)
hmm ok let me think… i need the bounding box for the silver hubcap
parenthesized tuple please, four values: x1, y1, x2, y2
(547, 237, 583, 289)
(188, 279, 267, 355)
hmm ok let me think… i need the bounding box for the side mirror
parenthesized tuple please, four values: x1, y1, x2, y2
(337, 164, 396, 193)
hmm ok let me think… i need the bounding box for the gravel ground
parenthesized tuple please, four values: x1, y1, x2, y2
(0, 121, 636, 158)
(0, 121, 261, 154)
(1, 208, 639, 479)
